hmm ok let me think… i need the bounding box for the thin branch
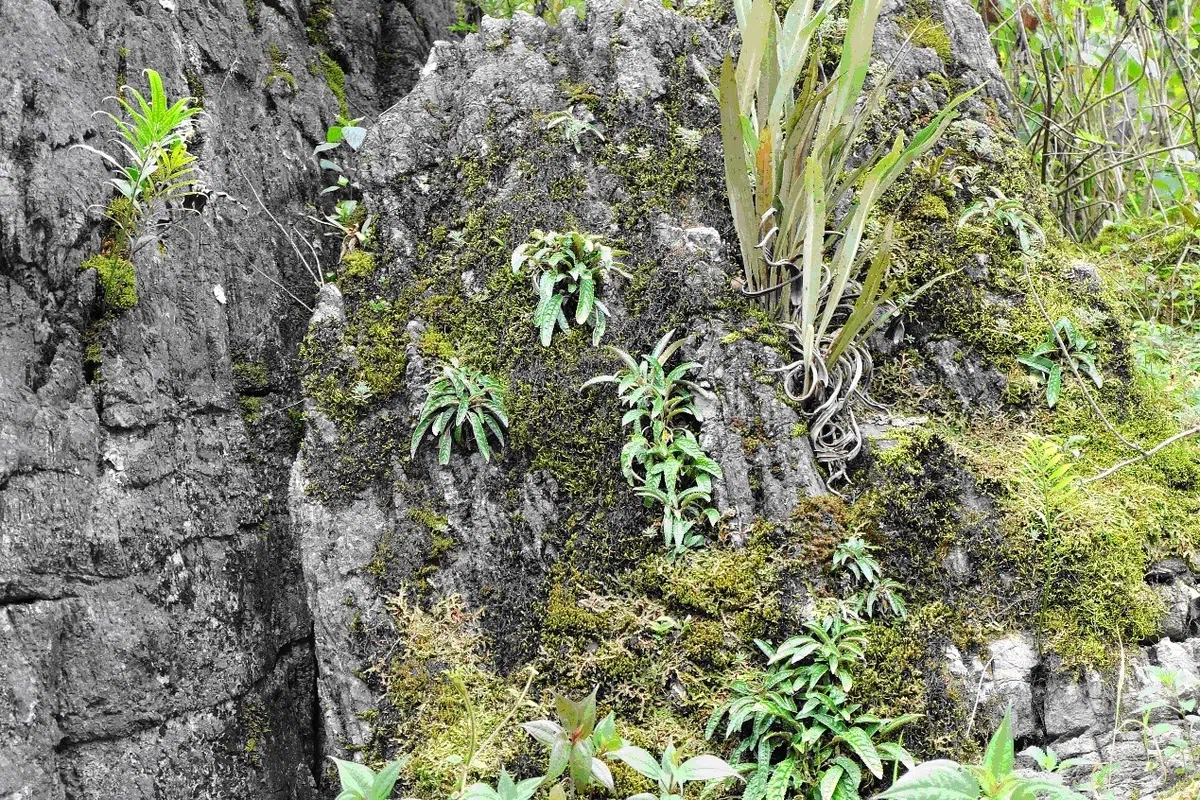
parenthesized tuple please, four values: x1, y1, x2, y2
(1082, 423, 1200, 484)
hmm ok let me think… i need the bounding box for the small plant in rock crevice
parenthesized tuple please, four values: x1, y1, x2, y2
(543, 109, 606, 154)
(76, 68, 201, 311)
(511, 230, 629, 347)
(1123, 667, 1200, 779)
(583, 331, 723, 558)
(1018, 318, 1102, 409)
(958, 188, 1046, 256)
(311, 198, 374, 261)
(708, 612, 918, 800)
(315, 116, 368, 197)
(831, 536, 907, 620)
(411, 359, 508, 465)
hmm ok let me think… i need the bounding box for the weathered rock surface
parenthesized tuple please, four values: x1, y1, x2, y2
(0, 0, 451, 797)
(947, 621, 1200, 797)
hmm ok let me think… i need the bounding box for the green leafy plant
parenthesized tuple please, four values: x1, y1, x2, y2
(333, 756, 410, 800)
(463, 770, 544, 800)
(1018, 318, 1102, 408)
(958, 189, 1046, 255)
(521, 689, 620, 794)
(876, 708, 1082, 799)
(1123, 667, 1200, 777)
(1015, 434, 1080, 540)
(832, 537, 907, 620)
(609, 742, 741, 800)
(311, 198, 375, 260)
(986, 0, 1200, 240)
(719, 0, 977, 482)
(511, 230, 629, 347)
(314, 115, 368, 196)
(79, 68, 201, 211)
(411, 359, 508, 465)
(708, 613, 917, 800)
(543, 109, 605, 153)
(583, 331, 723, 557)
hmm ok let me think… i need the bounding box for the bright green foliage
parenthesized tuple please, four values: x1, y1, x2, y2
(315, 116, 368, 196)
(333, 756, 409, 800)
(832, 537, 907, 620)
(1015, 434, 1080, 539)
(1017, 318, 1102, 408)
(511, 230, 629, 347)
(584, 331, 723, 556)
(81, 253, 138, 310)
(958, 189, 1046, 256)
(520, 690, 620, 793)
(463, 770, 545, 800)
(708, 613, 917, 800)
(986, 0, 1200, 239)
(544, 110, 606, 154)
(875, 708, 1082, 799)
(609, 742, 741, 800)
(719, 0, 976, 481)
(79, 69, 200, 209)
(411, 359, 508, 465)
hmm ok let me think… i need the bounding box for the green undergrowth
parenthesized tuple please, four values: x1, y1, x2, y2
(80, 196, 140, 311)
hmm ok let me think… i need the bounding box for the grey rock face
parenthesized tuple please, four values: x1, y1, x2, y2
(0, 0, 451, 797)
(959, 629, 1200, 797)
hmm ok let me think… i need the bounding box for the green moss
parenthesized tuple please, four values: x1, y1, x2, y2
(342, 250, 377, 281)
(81, 253, 138, 311)
(244, 0, 259, 26)
(899, 16, 953, 62)
(265, 43, 297, 93)
(911, 194, 949, 221)
(184, 70, 206, 108)
(315, 51, 348, 116)
(406, 507, 450, 533)
(307, 0, 335, 46)
(853, 603, 979, 762)
(233, 359, 270, 390)
(238, 395, 263, 423)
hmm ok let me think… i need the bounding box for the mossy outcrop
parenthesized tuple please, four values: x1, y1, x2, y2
(290, 2, 1200, 799)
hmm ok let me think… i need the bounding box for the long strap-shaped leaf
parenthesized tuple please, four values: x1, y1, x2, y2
(720, 56, 761, 290)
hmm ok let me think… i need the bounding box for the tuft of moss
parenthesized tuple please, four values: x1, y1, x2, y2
(342, 250, 377, 281)
(244, 0, 259, 27)
(238, 395, 263, 423)
(315, 51, 347, 116)
(265, 43, 297, 93)
(81, 253, 138, 311)
(899, 16, 953, 62)
(307, 0, 335, 46)
(911, 193, 949, 222)
(233, 359, 270, 390)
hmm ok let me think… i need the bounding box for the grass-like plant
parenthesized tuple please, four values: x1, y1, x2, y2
(708, 613, 917, 800)
(719, 0, 977, 482)
(1018, 318, 1102, 408)
(79, 69, 200, 214)
(410, 359, 508, 465)
(584, 331, 723, 557)
(875, 708, 1082, 799)
(512, 230, 629, 347)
